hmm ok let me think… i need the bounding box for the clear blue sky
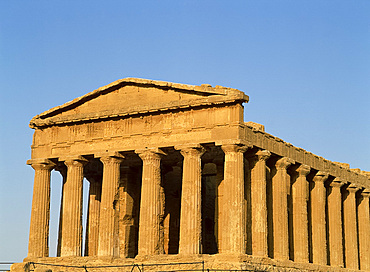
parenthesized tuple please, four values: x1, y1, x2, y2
(1, 0, 369, 264)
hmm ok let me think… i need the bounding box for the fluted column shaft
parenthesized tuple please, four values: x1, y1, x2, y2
(27, 160, 55, 258)
(272, 157, 294, 260)
(327, 179, 344, 267)
(343, 185, 359, 270)
(178, 146, 205, 254)
(358, 190, 370, 271)
(250, 150, 270, 257)
(311, 172, 328, 265)
(220, 144, 248, 254)
(292, 164, 310, 263)
(137, 149, 165, 255)
(85, 176, 101, 256)
(119, 167, 135, 258)
(61, 157, 87, 257)
(98, 155, 124, 257)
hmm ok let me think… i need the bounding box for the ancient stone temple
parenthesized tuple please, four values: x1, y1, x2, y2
(12, 78, 370, 271)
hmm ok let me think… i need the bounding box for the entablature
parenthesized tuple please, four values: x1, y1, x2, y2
(242, 123, 370, 189)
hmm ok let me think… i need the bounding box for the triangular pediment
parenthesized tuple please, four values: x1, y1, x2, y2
(30, 78, 248, 128)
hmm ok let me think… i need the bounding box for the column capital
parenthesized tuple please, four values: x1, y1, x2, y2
(221, 143, 249, 154)
(313, 171, 329, 184)
(276, 157, 294, 170)
(256, 150, 271, 161)
(136, 148, 166, 160)
(175, 144, 206, 157)
(347, 184, 360, 194)
(330, 178, 345, 188)
(61, 155, 88, 167)
(297, 164, 311, 176)
(100, 155, 125, 165)
(361, 189, 370, 198)
(27, 159, 56, 171)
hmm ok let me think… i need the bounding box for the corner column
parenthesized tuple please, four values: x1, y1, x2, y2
(311, 171, 329, 265)
(358, 189, 370, 271)
(60, 156, 88, 257)
(136, 148, 166, 255)
(272, 157, 294, 260)
(343, 185, 359, 270)
(177, 145, 205, 254)
(27, 159, 55, 258)
(327, 178, 344, 267)
(250, 150, 271, 257)
(292, 164, 310, 263)
(220, 144, 248, 254)
(97, 152, 124, 257)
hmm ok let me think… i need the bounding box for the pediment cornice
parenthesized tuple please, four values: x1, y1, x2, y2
(30, 78, 249, 128)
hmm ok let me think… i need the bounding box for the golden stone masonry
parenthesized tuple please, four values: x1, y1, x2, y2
(12, 78, 370, 271)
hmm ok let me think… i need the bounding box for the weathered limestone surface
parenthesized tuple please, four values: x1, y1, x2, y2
(250, 150, 270, 257)
(16, 78, 370, 272)
(310, 171, 328, 265)
(136, 149, 165, 255)
(27, 159, 55, 258)
(220, 144, 248, 254)
(177, 145, 205, 254)
(98, 153, 124, 257)
(327, 179, 344, 267)
(292, 165, 310, 263)
(343, 185, 359, 270)
(60, 157, 88, 257)
(272, 157, 294, 261)
(118, 166, 137, 258)
(358, 190, 370, 270)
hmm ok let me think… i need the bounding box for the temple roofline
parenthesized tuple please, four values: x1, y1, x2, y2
(29, 77, 249, 128)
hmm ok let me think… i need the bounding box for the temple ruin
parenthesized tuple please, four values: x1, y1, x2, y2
(12, 78, 370, 271)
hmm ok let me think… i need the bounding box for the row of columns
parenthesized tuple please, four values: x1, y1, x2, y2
(247, 154, 370, 270)
(27, 146, 370, 270)
(27, 144, 248, 258)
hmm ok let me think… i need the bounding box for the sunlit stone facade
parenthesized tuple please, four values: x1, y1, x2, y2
(12, 78, 370, 271)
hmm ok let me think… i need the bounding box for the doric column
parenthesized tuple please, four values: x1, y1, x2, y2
(358, 189, 370, 271)
(250, 150, 271, 257)
(119, 166, 136, 258)
(177, 145, 205, 254)
(84, 173, 102, 256)
(27, 159, 55, 258)
(292, 164, 310, 263)
(60, 156, 88, 257)
(97, 152, 124, 257)
(220, 144, 248, 254)
(343, 184, 359, 270)
(327, 178, 344, 267)
(311, 171, 329, 265)
(272, 157, 294, 260)
(136, 148, 166, 255)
